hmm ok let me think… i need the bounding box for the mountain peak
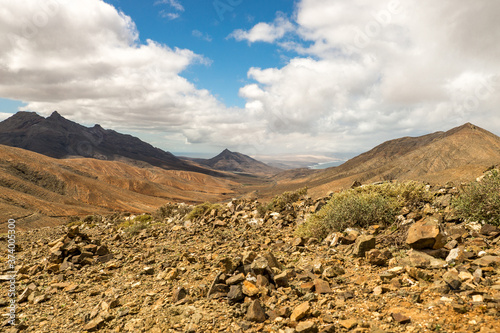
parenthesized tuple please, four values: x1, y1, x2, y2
(199, 149, 280, 175)
(0, 111, 44, 131)
(49, 111, 63, 119)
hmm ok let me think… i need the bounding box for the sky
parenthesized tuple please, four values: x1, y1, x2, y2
(0, 0, 499, 159)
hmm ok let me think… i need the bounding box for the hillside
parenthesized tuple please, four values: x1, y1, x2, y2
(0, 144, 238, 230)
(0, 111, 219, 175)
(258, 123, 500, 198)
(4, 184, 500, 333)
(189, 149, 281, 176)
(306, 123, 500, 195)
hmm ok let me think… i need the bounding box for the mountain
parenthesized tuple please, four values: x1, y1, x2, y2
(259, 123, 500, 198)
(190, 149, 281, 176)
(0, 111, 220, 175)
(0, 144, 238, 230)
(306, 123, 500, 195)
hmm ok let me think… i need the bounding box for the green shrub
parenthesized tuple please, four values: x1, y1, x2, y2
(296, 181, 431, 240)
(453, 169, 500, 226)
(117, 219, 149, 235)
(125, 222, 149, 235)
(66, 218, 83, 228)
(153, 203, 176, 221)
(297, 190, 398, 240)
(82, 215, 103, 223)
(134, 214, 152, 223)
(185, 202, 222, 221)
(153, 203, 192, 221)
(261, 187, 308, 213)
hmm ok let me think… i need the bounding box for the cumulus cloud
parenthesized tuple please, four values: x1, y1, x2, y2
(1, 0, 499, 157)
(237, 0, 500, 153)
(228, 13, 294, 43)
(0, 0, 242, 143)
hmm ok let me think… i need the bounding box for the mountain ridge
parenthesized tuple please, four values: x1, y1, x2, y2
(0, 111, 221, 175)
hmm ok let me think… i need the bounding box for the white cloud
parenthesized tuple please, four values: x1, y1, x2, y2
(228, 13, 294, 43)
(1, 0, 499, 157)
(155, 0, 184, 12)
(156, 0, 184, 20)
(237, 0, 500, 153)
(160, 11, 180, 20)
(0, 0, 243, 145)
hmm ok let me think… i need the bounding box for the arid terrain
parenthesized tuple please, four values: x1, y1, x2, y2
(1, 113, 500, 232)
(1, 114, 500, 332)
(1, 182, 499, 333)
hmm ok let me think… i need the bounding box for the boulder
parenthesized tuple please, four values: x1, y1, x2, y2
(406, 217, 446, 250)
(353, 235, 376, 257)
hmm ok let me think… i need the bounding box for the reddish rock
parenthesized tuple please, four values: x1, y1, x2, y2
(246, 299, 266, 323)
(406, 217, 446, 250)
(313, 279, 332, 294)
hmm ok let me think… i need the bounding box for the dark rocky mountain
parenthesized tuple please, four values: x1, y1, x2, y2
(190, 149, 281, 176)
(0, 111, 219, 174)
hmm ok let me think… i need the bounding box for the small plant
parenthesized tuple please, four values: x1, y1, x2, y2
(185, 202, 222, 221)
(82, 215, 103, 224)
(153, 203, 192, 221)
(260, 187, 308, 213)
(134, 214, 152, 223)
(297, 189, 398, 240)
(453, 169, 500, 226)
(124, 222, 149, 235)
(153, 203, 176, 221)
(296, 181, 431, 240)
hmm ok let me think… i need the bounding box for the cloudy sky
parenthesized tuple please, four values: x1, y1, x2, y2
(0, 0, 499, 159)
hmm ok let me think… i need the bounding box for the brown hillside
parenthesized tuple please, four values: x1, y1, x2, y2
(255, 123, 500, 199)
(0, 145, 239, 231)
(308, 123, 500, 196)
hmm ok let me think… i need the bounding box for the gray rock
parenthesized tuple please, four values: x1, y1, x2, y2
(443, 270, 461, 290)
(227, 284, 244, 304)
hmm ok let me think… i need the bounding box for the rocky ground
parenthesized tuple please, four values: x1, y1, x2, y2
(1, 186, 500, 333)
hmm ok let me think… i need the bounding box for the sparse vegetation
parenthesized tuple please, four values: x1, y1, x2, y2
(453, 169, 500, 226)
(134, 214, 152, 223)
(82, 215, 104, 224)
(66, 217, 84, 228)
(153, 203, 192, 221)
(296, 181, 432, 240)
(118, 218, 150, 235)
(125, 222, 149, 235)
(258, 187, 308, 215)
(185, 202, 222, 221)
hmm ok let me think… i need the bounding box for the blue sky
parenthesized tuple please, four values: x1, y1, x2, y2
(107, 0, 297, 108)
(0, 0, 499, 158)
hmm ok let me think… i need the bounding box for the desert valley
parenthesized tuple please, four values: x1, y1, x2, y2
(1, 111, 500, 333)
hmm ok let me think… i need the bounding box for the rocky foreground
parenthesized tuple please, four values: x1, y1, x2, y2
(1, 187, 500, 333)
